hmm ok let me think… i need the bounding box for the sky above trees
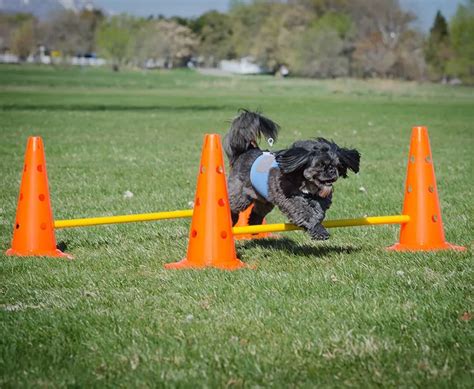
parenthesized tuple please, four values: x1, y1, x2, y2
(94, 0, 463, 31)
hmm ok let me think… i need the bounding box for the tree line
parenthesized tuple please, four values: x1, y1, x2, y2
(1, 0, 473, 83)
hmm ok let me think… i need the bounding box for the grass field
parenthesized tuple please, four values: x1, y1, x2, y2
(0, 65, 472, 387)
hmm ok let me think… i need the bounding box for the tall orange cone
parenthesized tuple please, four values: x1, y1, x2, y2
(165, 134, 247, 269)
(389, 126, 465, 251)
(6, 137, 71, 258)
(234, 204, 272, 240)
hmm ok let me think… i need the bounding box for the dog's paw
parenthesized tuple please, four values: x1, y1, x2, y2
(312, 232, 330, 241)
(309, 225, 330, 240)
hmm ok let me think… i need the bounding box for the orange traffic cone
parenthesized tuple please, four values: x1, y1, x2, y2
(165, 134, 247, 269)
(234, 204, 272, 240)
(6, 137, 71, 258)
(389, 126, 465, 252)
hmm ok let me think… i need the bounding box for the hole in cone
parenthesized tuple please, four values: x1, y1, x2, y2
(20, 193, 23, 201)
(200, 166, 206, 174)
(37, 164, 43, 172)
(40, 222, 47, 230)
(196, 197, 200, 206)
(428, 186, 434, 193)
(425, 156, 431, 163)
(432, 215, 438, 222)
(218, 198, 225, 207)
(216, 166, 224, 174)
(15, 223, 20, 229)
(24, 164, 27, 172)
(39, 194, 45, 201)
(221, 231, 227, 239)
(407, 185, 413, 193)
(191, 230, 198, 238)
(409, 156, 415, 163)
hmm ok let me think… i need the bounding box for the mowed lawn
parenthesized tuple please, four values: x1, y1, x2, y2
(0, 65, 472, 387)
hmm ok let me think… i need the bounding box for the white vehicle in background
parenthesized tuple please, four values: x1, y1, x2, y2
(219, 57, 265, 75)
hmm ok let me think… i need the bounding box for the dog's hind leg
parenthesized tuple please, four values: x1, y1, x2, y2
(248, 201, 274, 226)
(230, 199, 253, 226)
(228, 183, 254, 226)
(231, 210, 244, 226)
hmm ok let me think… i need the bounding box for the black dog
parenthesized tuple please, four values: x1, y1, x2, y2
(223, 110, 360, 240)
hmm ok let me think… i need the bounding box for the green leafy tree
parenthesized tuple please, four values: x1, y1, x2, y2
(248, 3, 289, 71)
(289, 0, 351, 14)
(447, 0, 474, 83)
(314, 11, 352, 38)
(291, 25, 349, 77)
(0, 13, 35, 52)
(425, 11, 451, 80)
(97, 15, 139, 70)
(41, 9, 104, 57)
(12, 19, 35, 60)
(79, 8, 105, 53)
(279, 10, 352, 77)
(394, 29, 426, 80)
(229, 2, 313, 72)
(192, 11, 234, 66)
(229, 1, 271, 59)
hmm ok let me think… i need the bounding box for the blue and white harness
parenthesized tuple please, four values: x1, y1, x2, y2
(250, 152, 279, 201)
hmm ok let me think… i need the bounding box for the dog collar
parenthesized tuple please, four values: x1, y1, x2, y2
(250, 152, 279, 201)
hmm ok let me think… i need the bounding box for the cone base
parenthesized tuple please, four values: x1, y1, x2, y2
(165, 257, 248, 270)
(387, 242, 466, 252)
(5, 248, 73, 259)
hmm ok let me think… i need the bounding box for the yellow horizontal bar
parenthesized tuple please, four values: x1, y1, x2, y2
(54, 209, 194, 229)
(232, 215, 410, 235)
(55, 209, 409, 235)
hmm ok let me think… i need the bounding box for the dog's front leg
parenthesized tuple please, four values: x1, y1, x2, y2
(276, 195, 329, 240)
(307, 201, 329, 241)
(308, 223, 329, 241)
(308, 196, 332, 240)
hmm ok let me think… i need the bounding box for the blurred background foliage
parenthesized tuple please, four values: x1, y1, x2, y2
(0, 0, 473, 83)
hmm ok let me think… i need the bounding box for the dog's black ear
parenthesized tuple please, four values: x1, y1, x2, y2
(275, 147, 312, 173)
(336, 147, 360, 177)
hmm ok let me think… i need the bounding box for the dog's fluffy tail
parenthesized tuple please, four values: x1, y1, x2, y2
(223, 109, 280, 166)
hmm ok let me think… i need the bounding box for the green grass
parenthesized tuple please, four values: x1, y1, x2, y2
(0, 65, 472, 387)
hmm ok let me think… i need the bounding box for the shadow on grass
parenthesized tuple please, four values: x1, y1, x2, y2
(240, 237, 361, 258)
(0, 104, 231, 112)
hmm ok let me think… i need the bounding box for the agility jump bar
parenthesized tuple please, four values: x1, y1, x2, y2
(54, 211, 409, 234)
(233, 215, 410, 235)
(54, 209, 194, 229)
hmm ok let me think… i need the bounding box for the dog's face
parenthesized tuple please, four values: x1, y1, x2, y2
(275, 139, 360, 198)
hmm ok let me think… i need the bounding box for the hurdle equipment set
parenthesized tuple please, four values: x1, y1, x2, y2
(5, 127, 465, 269)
